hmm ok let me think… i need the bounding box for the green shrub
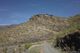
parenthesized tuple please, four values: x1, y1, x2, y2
(25, 43, 32, 49)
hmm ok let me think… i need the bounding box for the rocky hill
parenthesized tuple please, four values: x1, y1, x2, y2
(0, 14, 80, 53)
(0, 14, 69, 46)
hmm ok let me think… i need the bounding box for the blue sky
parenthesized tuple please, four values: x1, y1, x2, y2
(0, 0, 80, 25)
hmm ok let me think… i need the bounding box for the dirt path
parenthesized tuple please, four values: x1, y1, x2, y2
(28, 41, 61, 53)
(40, 41, 61, 53)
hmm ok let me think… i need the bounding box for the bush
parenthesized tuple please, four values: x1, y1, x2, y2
(25, 43, 32, 49)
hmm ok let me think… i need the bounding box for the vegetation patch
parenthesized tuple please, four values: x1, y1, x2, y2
(55, 30, 80, 52)
(25, 43, 32, 49)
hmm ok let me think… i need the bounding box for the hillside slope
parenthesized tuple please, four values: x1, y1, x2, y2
(0, 14, 69, 46)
